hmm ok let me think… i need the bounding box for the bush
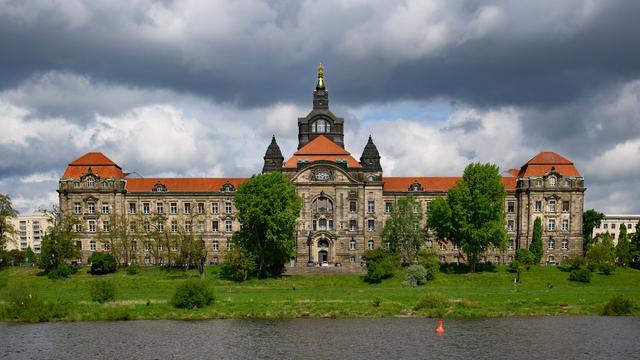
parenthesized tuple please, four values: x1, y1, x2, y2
(516, 249, 536, 265)
(415, 248, 440, 280)
(599, 263, 615, 275)
(559, 256, 586, 272)
(569, 268, 592, 283)
(88, 252, 117, 275)
(126, 265, 140, 275)
(602, 295, 634, 316)
(507, 260, 525, 273)
(171, 280, 214, 309)
(90, 279, 116, 303)
(220, 246, 255, 281)
(403, 264, 428, 287)
(415, 292, 449, 310)
(362, 248, 397, 284)
(47, 264, 76, 279)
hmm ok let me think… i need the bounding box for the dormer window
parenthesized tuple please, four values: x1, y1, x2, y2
(535, 179, 542, 187)
(222, 182, 235, 192)
(409, 181, 423, 192)
(563, 179, 570, 187)
(312, 119, 330, 133)
(101, 181, 108, 188)
(87, 177, 95, 188)
(152, 183, 167, 192)
(549, 176, 557, 187)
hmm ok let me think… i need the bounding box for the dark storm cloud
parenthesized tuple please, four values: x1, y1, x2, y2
(1, 1, 639, 109)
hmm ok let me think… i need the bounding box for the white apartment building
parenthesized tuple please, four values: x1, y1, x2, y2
(593, 214, 640, 245)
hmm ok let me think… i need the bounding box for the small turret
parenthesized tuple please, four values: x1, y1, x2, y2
(313, 63, 329, 110)
(262, 135, 284, 173)
(360, 135, 382, 172)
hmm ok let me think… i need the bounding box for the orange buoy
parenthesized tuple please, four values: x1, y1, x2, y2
(436, 320, 445, 334)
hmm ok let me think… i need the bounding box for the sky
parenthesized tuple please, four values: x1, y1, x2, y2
(1, 0, 639, 215)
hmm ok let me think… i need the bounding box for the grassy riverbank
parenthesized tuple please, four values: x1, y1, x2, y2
(1, 266, 638, 321)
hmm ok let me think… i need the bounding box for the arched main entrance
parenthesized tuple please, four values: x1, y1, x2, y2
(308, 234, 334, 266)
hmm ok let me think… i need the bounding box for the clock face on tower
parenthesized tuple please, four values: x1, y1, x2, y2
(315, 171, 331, 181)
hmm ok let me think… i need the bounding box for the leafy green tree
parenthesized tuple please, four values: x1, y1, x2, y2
(0, 194, 19, 252)
(24, 247, 37, 265)
(381, 196, 424, 265)
(586, 233, 615, 273)
(97, 213, 138, 267)
(233, 172, 302, 278)
(415, 247, 440, 280)
(362, 248, 397, 283)
(427, 163, 508, 272)
(582, 209, 604, 252)
(529, 217, 543, 264)
(88, 252, 117, 275)
(39, 208, 81, 274)
(615, 223, 630, 266)
(220, 245, 256, 281)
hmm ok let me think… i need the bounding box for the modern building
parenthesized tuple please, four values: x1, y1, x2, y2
(58, 65, 586, 268)
(3, 212, 51, 253)
(593, 214, 640, 245)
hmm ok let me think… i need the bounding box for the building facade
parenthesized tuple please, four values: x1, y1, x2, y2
(58, 66, 586, 268)
(3, 212, 50, 253)
(593, 214, 640, 245)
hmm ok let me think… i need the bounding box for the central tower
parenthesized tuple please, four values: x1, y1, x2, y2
(297, 64, 345, 149)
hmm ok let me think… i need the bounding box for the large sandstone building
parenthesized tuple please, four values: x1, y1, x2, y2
(58, 66, 585, 269)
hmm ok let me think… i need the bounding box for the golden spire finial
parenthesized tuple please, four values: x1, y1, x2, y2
(316, 63, 325, 89)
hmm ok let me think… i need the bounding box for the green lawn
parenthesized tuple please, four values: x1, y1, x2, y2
(1, 265, 638, 321)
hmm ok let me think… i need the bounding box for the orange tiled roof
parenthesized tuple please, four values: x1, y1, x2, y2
(284, 135, 362, 169)
(518, 151, 581, 177)
(125, 178, 248, 193)
(383, 176, 517, 192)
(63, 152, 125, 178)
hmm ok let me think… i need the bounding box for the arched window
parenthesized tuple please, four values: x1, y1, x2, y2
(349, 239, 356, 250)
(549, 176, 557, 187)
(318, 218, 328, 230)
(312, 196, 333, 213)
(548, 238, 556, 249)
(562, 238, 569, 250)
(548, 255, 556, 264)
(312, 119, 330, 133)
(318, 239, 329, 248)
(368, 240, 374, 250)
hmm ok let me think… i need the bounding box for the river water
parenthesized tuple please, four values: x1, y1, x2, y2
(1, 317, 638, 359)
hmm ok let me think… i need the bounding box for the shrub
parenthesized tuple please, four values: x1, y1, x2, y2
(569, 268, 592, 283)
(90, 279, 116, 303)
(126, 265, 140, 275)
(516, 249, 535, 265)
(599, 263, 615, 275)
(559, 256, 586, 272)
(47, 264, 76, 279)
(171, 280, 214, 309)
(602, 295, 634, 316)
(220, 246, 255, 281)
(507, 260, 522, 273)
(371, 297, 381, 307)
(88, 252, 117, 275)
(403, 264, 428, 287)
(415, 248, 440, 280)
(362, 248, 397, 284)
(415, 292, 449, 310)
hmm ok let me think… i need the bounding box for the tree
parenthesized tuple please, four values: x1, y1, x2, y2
(97, 213, 138, 267)
(220, 245, 256, 281)
(0, 194, 19, 251)
(582, 209, 604, 252)
(529, 217, 543, 264)
(381, 196, 424, 265)
(233, 172, 302, 278)
(615, 223, 630, 266)
(427, 163, 508, 272)
(586, 233, 615, 273)
(39, 208, 81, 274)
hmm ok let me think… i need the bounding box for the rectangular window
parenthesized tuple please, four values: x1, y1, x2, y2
(603, 223, 608, 229)
(562, 219, 569, 231)
(102, 202, 109, 214)
(212, 241, 219, 251)
(507, 220, 514, 231)
(212, 203, 219, 214)
(74, 202, 81, 214)
(439, 242, 446, 250)
(171, 221, 178, 233)
(74, 223, 82, 232)
(102, 221, 109, 232)
(548, 200, 556, 212)
(367, 201, 375, 213)
(611, 223, 616, 229)
(534, 201, 542, 212)
(90, 241, 96, 251)
(413, 203, 420, 214)
(385, 202, 392, 213)
(87, 202, 95, 214)
(225, 202, 232, 214)
(157, 221, 164, 232)
(548, 219, 556, 231)
(143, 203, 150, 214)
(562, 201, 570, 212)
(507, 202, 515, 213)
(367, 219, 375, 231)
(349, 201, 357, 213)
(156, 202, 164, 214)
(198, 203, 205, 214)
(198, 220, 205, 233)
(349, 220, 357, 231)
(88, 220, 96, 232)
(184, 203, 191, 214)
(212, 221, 219, 232)
(129, 203, 136, 214)
(225, 220, 233, 232)
(170, 203, 177, 214)
(129, 222, 136, 233)
(508, 240, 514, 250)
(185, 221, 192, 232)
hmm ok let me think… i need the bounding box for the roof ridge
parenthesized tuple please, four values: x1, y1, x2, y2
(294, 135, 350, 155)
